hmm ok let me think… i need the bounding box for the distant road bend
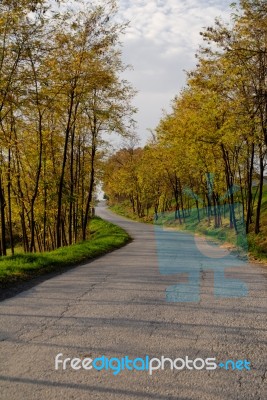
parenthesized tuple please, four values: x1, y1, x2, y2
(0, 202, 266, 399)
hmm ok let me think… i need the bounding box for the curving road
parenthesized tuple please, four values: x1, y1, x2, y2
(0, 203, 266, 399)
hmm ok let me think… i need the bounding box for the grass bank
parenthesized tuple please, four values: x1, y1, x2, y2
(109, 199, 267, 263)
(109, 203, 153, 223)
(165, 217, 267, 263)
(0, 217, 130, 287)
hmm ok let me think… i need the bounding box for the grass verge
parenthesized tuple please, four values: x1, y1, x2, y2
(109, 203, 153, 223)
(109, 200, 267, 263)
(0, 217, 130, 287)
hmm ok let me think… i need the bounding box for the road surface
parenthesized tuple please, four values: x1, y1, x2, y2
(0, 204, 266, 399)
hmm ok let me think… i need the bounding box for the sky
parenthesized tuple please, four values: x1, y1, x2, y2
(117, 0, 234, 145)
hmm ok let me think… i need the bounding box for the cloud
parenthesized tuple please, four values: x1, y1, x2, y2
(117, 0, 234, 143)
(120, 0, 232, 49)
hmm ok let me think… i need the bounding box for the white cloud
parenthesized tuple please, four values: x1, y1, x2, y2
(117, 0, 234, 144)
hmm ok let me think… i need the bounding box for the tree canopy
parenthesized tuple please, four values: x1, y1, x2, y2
(0, 0, 136, 254)
(103, 0, 267, 238)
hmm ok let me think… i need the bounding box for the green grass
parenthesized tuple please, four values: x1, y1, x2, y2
(156, 208, 248, 259)
(109, 203, 141, 221)
(110, 188, 267, 263)
(245, 185, 267, 260)
(0, 217, 130, 286)
(109, 203, 154, 223)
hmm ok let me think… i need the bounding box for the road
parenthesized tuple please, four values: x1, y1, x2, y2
(0, 203, 266, 399)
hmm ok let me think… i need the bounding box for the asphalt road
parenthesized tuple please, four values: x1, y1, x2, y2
(0, 203, 266, 400)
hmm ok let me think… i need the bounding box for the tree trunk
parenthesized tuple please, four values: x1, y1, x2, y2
(7, 148, 14, 255)
(56, 89, 75, 248)
(255, 149, 264, 234)
(0, 174, 6, 256)
(246, 142, 255, 234)
(82, 140, 96, 241)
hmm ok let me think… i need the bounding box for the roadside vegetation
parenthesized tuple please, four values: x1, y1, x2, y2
(103, 1, 267, 263)
(0, 217, 130, 286)
(109, 192, 267, 262)
(0, 0, 135, 256)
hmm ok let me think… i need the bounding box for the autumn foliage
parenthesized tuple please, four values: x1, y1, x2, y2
(0, 0, 135, 254)
(104, 1, 267, 237)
